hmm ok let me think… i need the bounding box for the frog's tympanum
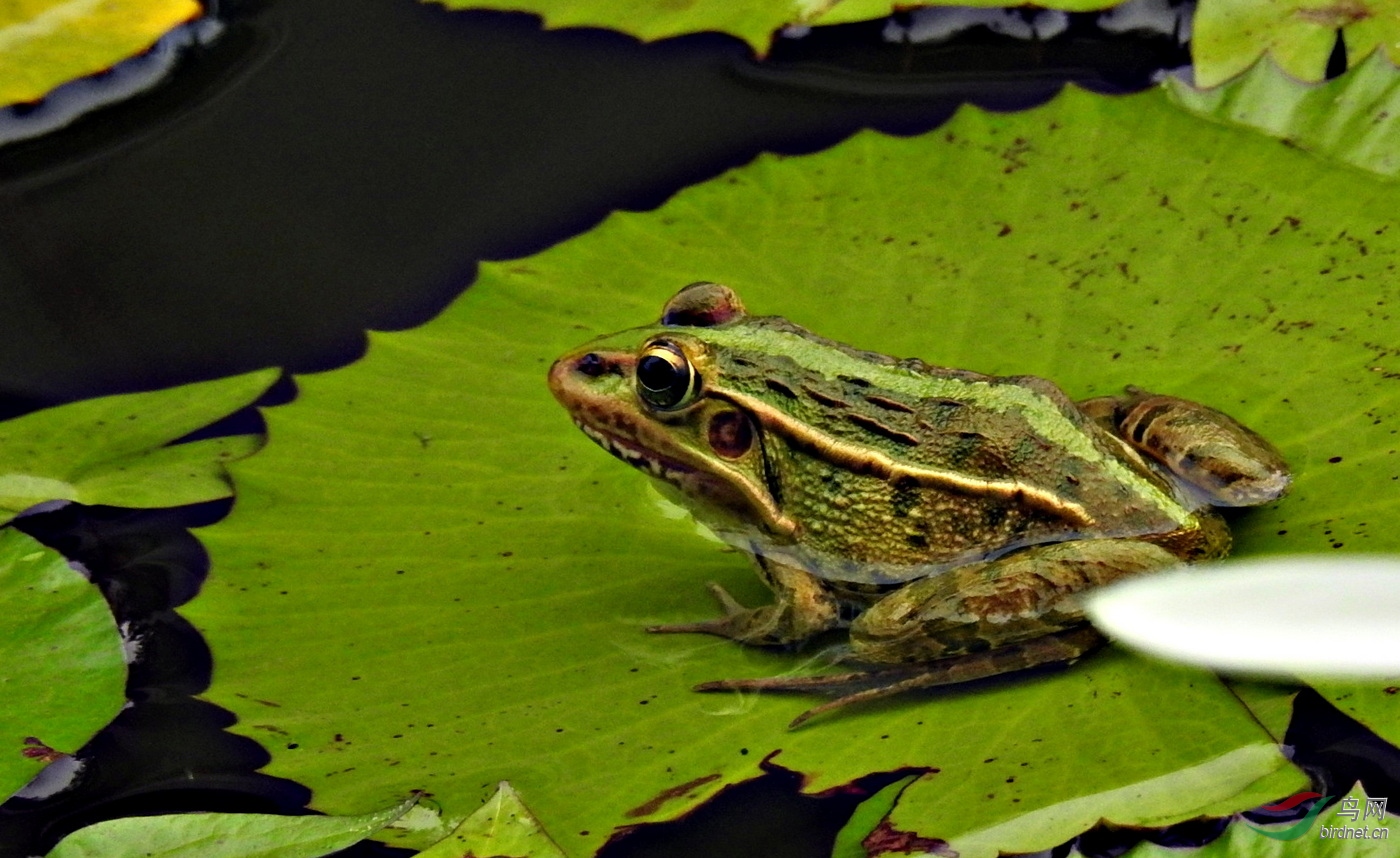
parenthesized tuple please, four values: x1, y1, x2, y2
(548, 283, 1291, 726)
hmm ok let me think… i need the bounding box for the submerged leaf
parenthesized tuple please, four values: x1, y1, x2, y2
(1166, 51, 1400, 179)
(46, 799, 413, 858)
(0, 370, 276, 524)
(187, 84, 1400, 853)
(0, 0, 201, 108)
(0, 530, 124, 802)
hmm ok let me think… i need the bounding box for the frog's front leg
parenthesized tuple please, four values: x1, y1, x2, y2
(1078, 387, 1291, 507)
(648, 552, 841, 647)
(699, 539, 1179, 727)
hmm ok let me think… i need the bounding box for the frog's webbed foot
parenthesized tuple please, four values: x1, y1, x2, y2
(647, 582, 760, 638)
(648, 581, 841, 647)
(648, 560, 842, 647)
(698, 627, 1105, 729)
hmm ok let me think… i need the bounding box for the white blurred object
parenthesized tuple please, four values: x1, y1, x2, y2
(1084, 556, 1400, 677)
(883, 7, 1069, 44)
(1097, 0, 1193, 45)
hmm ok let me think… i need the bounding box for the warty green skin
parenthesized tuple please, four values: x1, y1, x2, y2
(563, 314, 1206, 587)
(549, 283, 1288, 724)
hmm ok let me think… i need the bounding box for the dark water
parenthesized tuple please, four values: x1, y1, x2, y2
(0, 0, 1184, 411)
(3, 2, 1391, 855)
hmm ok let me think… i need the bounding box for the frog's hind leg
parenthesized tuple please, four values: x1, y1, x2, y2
(697, 538, 1180, 727)
(699, 626, 1105, 729)
(1078, 387, 1291, 507)
(647, 553, 841, 647)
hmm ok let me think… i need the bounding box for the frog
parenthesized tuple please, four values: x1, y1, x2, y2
(547, 282, 1291, 727)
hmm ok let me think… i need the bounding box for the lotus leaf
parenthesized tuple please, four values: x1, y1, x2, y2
(1193, 0, 1400, 86)
(185, 83, 1400, 853)
(0, 369, 276, 525)
(0, 529, 123, 802)
(45, 799, 412, 858)
(417, 782, 567, 858)
(1125, 782, 1395, 856)
(0, 0, 200, 108)
(1168, 51, 1400, 179)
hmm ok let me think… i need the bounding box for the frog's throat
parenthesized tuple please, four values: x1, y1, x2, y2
(711, 389, 1097, 529)
(572, 417, 800, 538)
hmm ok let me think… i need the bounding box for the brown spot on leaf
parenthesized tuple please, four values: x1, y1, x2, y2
(20, 737, 64, 763)
(863, 820, 957, 857)
(1294, 0, 1370, 26)
(235, 693, 282, 707)
(625, 773, 722, 818)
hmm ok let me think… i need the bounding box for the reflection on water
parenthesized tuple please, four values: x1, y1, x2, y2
(0, 17, 225, 147)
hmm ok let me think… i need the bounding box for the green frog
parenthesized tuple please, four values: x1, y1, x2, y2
(548, 283, 1290, 727)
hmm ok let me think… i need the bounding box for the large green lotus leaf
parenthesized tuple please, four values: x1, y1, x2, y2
(1167, 51, 1400, 179)
(427, 0, 1119, 54)
(878, 680, 1296, 856)
(45, 799, 412, 858)
(1125, 782, 1394, 856)
(0, 369, 277, 524)
(1193, 0, 1400, 87)
(185, 83, 1400, 854)
(0, 0, 201, 108)
(0, 529, 124, 801)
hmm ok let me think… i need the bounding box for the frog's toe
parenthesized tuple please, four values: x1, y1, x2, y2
(827, 647, 865, 666)
(694, 669, 928, 729)
(703, 581, 750, 617)
(646, 616, 737, 636)
(649, 578, 839, 645)
(646, 582, 752, 636)
(645, 611, 785, 644)
(694, 670, 877, 694)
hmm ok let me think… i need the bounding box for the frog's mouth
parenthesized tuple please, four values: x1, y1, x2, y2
(550, 347, 783, 532)
(572, 418, 697, 482)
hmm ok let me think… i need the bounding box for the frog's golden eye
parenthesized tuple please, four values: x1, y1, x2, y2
(636, 341, 699, 410)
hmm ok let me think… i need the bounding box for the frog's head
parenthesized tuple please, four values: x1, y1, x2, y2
(548, 282, 796, 537)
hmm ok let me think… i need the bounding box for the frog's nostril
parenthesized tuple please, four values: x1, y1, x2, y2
(577, 353, 607, 377)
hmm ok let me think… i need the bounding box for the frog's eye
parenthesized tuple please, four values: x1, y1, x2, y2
(636, 341, 699, 410)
